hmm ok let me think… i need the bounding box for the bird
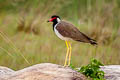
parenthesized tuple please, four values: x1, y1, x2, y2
(47, 15, 97, 67)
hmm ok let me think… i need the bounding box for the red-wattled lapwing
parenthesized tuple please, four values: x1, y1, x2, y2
(47, 15, 97, 66)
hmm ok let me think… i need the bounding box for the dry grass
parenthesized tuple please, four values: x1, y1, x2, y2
(0, 0, 120, 70)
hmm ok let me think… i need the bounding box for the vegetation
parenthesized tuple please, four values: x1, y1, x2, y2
(0, 0, 120, 70)
(69, 58, 105, 80)
(78, 58, 105, 80)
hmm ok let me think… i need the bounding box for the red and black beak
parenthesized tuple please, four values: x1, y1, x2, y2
(47, 17, 56, 22)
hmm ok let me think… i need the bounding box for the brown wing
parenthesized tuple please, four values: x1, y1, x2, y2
(56, 21, 96, 44)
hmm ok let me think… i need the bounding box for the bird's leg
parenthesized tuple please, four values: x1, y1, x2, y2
(64, 41, 70, 67)
(68, 41, 72, 66)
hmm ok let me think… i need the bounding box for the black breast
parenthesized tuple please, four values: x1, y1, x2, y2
(53, 21, 58, 31)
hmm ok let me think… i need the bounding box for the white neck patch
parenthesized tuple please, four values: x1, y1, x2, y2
(57, 18, 61, 22)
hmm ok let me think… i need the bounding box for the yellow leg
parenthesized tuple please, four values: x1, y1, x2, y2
(68, 41, 72, 66)
(64, 41, 69, 67)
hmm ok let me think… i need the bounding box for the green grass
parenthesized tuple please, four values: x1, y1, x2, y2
(0, 0, 120, 70)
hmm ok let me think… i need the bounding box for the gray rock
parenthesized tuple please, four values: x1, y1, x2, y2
(5, 63, 86, 80)
(0, 66, 14, 75)
(0, 66, 15, 79)
(101, 65, 120, 80)
(0, 63, 120, 80)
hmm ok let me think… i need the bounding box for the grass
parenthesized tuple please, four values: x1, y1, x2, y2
(0, 0, 120, 70)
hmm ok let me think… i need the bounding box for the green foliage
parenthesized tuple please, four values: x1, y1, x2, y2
(69, 58, 105, 80)
(78, 58, 105, 80)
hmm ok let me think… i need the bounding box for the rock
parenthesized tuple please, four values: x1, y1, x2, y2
(5, 63, 86, 80)
(101, 65, 120, 80)
(0, 66, 15, 79)
(0, 63, 120, 80)
(0, 66, 14, 76)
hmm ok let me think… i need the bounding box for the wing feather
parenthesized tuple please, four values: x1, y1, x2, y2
(56, 21, 93, 43)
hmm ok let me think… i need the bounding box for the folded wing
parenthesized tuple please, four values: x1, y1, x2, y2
(56, 21, 97, 45)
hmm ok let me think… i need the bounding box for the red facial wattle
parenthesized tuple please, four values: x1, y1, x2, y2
(48, 17, 56, 22)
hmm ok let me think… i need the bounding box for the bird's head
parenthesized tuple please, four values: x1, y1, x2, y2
(47, 15, 61, 23)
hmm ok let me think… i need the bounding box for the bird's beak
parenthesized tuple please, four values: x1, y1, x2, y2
(47, 19, 52, 22)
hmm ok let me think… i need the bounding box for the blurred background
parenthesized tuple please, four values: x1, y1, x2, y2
(0, 0, 120, 70)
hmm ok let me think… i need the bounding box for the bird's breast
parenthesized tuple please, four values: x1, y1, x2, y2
(54, 23, 72, 41)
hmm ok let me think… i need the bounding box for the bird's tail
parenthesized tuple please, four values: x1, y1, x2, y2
(90, 39, 97, 45)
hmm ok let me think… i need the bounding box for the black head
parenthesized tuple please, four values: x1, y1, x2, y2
(47, 15, 61, 23)
(51, 15, 60, 19)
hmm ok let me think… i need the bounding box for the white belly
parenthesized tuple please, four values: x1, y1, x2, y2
(54, 24, 72, 41)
